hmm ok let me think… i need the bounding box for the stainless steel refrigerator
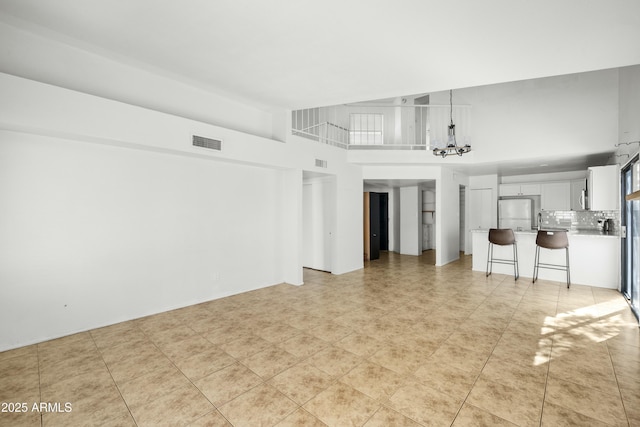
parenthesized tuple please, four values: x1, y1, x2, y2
(498, 199, 533, 230)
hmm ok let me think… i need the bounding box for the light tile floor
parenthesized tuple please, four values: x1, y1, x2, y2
(1, 251, 639, 426)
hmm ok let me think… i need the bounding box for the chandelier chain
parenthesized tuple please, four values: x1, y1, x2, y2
(433, 88, 471, 158)
(450, 90, 453, 126)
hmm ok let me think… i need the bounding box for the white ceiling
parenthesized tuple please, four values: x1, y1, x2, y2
(0, 0, 639, 110)
(0, 0, 639, 182)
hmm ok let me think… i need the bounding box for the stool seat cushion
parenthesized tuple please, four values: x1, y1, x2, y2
(536, 230, 569, 249)
(488, 228, 516, 246)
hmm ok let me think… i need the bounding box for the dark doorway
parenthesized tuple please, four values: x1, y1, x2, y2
(369, 192, 389, 260)
(369, 193, 380, 260)
(379, 193, 389, 251)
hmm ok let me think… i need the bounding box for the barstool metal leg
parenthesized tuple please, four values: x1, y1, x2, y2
(566, 247, 571, 288)
(486, 243, 492, 277)
(533, 246, 539, 283)
(513, 243, 520, 280)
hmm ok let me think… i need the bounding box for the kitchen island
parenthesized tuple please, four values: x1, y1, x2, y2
(471, 229, 619, 289)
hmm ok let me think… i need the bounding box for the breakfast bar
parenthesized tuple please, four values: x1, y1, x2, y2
(471, 229, 620, 289)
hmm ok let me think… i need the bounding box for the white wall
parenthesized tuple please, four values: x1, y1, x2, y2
(617, 65, 640, 160)
(0, 20, 276, 140)
(332, 169, 364, 275)
(400, 186, 421, 255)
(0, 131, 283, 349)
(350, 69, 619, 167)
(466, 174, 499, 256)
(0, 73, 363, 350)
(280, 169, 303, 286)
(459, 186, 466, 252)
(390, 188, 400, 252)
(436, 168, 464, 265)
(469, 174, 499, 214)
(434, 69, 619, 164)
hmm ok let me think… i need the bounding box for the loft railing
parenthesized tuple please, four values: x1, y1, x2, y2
(292, 121, 350, 149)
(291, 103, 471, 150)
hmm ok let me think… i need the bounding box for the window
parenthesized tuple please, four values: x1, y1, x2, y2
(349, 113, 383, 145)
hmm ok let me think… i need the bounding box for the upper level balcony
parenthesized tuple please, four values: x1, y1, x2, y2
(291, 99, 471, 154)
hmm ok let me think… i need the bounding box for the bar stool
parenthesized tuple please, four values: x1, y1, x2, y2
(533, 229, 570, 288)
(486, 228, 519, 280)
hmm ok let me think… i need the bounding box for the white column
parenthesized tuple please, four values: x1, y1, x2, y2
(400, 186, 422, 255)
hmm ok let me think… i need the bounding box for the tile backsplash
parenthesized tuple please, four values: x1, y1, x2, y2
(540, 210, 619, 233)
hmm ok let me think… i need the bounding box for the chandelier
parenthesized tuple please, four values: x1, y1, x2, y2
(433, 90, 471, 158)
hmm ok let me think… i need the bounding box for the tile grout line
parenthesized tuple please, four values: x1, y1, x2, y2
(88, 330, 140, 427)
(147, 319, 238, 426)
(537, 283, 561, 427)
(449, 274, 528, 426)
(545, 287, 629, 426)
(172, 312, 316, 426)
(600, 293, 632, 427)
(11, 253, 634, 426)
(115, 318, 242, 425)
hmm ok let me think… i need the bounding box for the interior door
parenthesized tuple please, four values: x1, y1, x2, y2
(370, 192, 381, 260)
(302, 178, 334, 272)
(379, 193, 389, 251)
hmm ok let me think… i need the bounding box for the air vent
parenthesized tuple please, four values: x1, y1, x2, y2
(192, 135, 222, 151)
(315, 159, 328, 168)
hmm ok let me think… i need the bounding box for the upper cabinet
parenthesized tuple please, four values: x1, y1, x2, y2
(570, 179, 587, 210)
(498, 168, 619, 211)
(589, 165, 619, 211)
(499, 183, 541, 197)
(541, 182, 570, 210)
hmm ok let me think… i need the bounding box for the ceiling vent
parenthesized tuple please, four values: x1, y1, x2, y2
(193, 135, 222, 151)
(315, 159, 328, 168)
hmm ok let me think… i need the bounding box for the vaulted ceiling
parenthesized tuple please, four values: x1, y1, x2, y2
(1, 0, 639, 110)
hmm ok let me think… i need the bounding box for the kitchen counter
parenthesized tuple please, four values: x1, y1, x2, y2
(471, 228, 618, 238)
(471, 229, 620, 288)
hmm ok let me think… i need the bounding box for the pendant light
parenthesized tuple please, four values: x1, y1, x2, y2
(433, 90, 471, 158)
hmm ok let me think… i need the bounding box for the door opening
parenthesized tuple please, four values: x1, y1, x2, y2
(364, 192, 389, 261)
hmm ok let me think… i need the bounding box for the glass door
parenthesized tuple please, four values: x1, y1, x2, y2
(621, 156, 640, 321)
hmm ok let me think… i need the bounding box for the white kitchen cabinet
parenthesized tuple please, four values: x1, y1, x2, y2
(541, 182, 570, 210)
(570, 179, 587, 210)
(589, 165, 619, 211)
(499, 184, 520, 196)
(499, 183, 541, 197)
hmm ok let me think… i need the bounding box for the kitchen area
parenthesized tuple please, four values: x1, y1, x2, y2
(471, 164, 621, 288)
